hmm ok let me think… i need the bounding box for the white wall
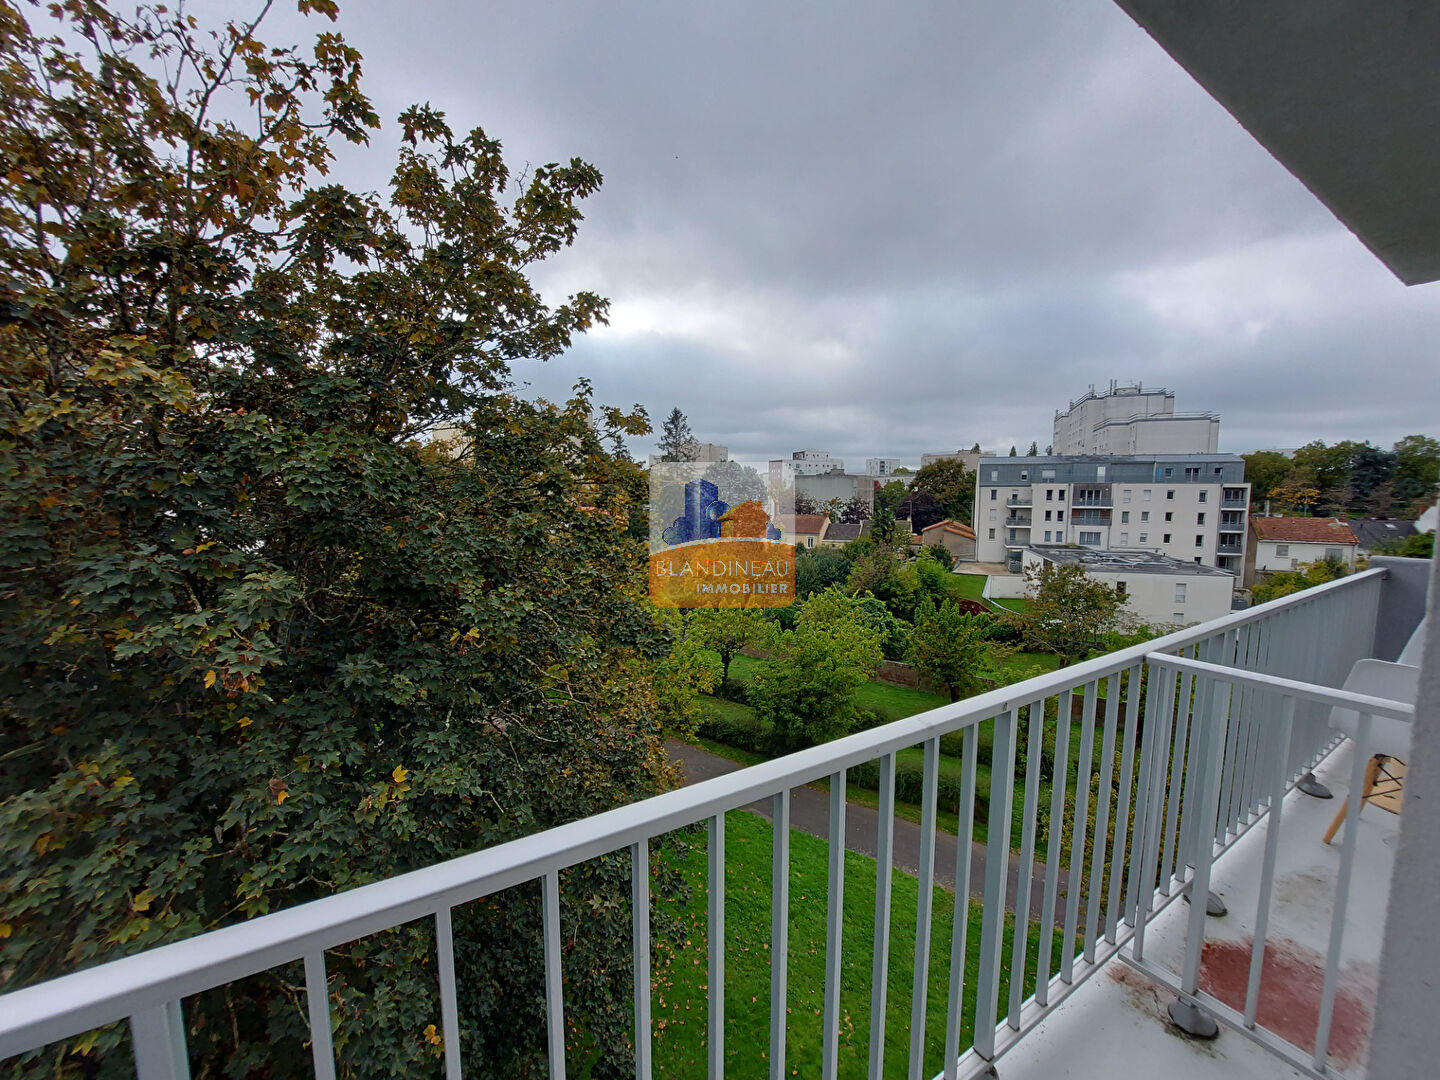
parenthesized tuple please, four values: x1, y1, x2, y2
(1018, 550, 1233, 628)
(1254, 538, 1358, 573)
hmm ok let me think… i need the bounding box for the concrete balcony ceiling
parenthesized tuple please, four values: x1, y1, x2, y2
(1113, 1, 1440, 285)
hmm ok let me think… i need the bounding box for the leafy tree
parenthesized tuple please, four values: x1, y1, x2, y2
(838, 494, 872, 523)
(907, 458, 972, 523)
(896, 489, 947, 534)
(800, 587, 911, 661)
(1022, 562, 1128, 667)
(0, 5, 668, 1077)
(657, 407, 696, 461)
(910, 599, 1007, 702)
(749, 599, 882, 748)
(651, 617, 719, 736)
(1026, 441, 1039, 456)
(792, 489, 821, 516)
(1009, 445, 1018, 456)
(795, 546, 852, 599)
(1371, 531, 1435, 558)
(690, 608, 763, 688)
(702, 459, 766, 503)
(1251, 559, 1350, 603)
(1270, 481, 1323, 515)
(970, 442, 982, 453)
(1243, 450, 1293, 502)
(1393, 435, 1440, 505)
(870, 506, 902, 545)
(875, 478, 908, 518)
(1345, 444, 1397, 513)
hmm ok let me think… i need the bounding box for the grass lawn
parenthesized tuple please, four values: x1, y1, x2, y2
(942, 574, 989, 602)
(646, 811, 1055, 1079)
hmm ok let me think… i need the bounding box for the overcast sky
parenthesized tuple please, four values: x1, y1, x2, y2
(281, 1, 1439, 464)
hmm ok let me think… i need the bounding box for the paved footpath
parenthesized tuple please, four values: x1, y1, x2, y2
(666, 740, 1065, 919)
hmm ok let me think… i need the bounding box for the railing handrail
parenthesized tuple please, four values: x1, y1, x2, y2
(0, 568, 1389, 1059)
(1145, 652, 1415, 720)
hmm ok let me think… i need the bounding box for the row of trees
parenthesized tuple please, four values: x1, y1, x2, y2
(1243, 436, 1439, 518)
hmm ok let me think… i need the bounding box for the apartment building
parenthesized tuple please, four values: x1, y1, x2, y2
(1021, 547, 1236, 627)
(1052, 382, 1220, 455)
(766, 448, 845, 488)
(973, 453, 1250, 573)
(864, 457, 905, 477)
(920, 449, 982, 474)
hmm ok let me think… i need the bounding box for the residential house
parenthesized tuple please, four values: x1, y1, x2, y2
(1244, 516, 1359, 585)
(775, 513, 829, 550)
(973, 453, 1249, 574)
(817, 520, 870, 548)
(1349, 517, 1419, 555)
(919, 519, 977, 562)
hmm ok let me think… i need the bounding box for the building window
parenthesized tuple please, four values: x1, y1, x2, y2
(1185, 466, 1200, 479)
(1163, 467, 1174, 477)
(1020, 470, 1028, 481)
(1173, 612, 1185, 623)
(1194, 557, 1203, 564)
(1119, 532, 1129, 545)
(1175, 583, 1187, 603)
(1325, 547, 1344, 562)
(807, 537, 814, 548)
(1009, 530, 1017, 542)
(1044, 530, 1052, 542)
(1123, 489, 1132, 503)
(1141, 511, 1150, 522)
(1165, 511, 1173, 522)
(1275, 544, 1289, 556)
(1163, 533, 1172, 543)
(1195, 535, 1204, 547)
(1143, 489, 1152, 501)
(990, 470, 998, 481)
(1042, 469, 1055, 479)
(988, 528, 995, 540)
(989, 509, 997, 522)
(1121, 511, 1130, 523)
(1079, 531, 1101, 546)
(1046, 489, 1054, 501)
(1139, 533, 1148, 543)
(1097, 466, 1107, 479)
(1166, 489, 1176, 500)
(1198, 490, 1208, 503)
(1197, 513, 1205, 525)
(990, 489, 996, 501)
(1058, 490, 1065, 501)
(1044, 509, 1052, 521)
(1057, 510, 1064, 521)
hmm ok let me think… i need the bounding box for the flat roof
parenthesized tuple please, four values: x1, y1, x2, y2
(1025, 546, 1236, 577)
(980, 453, 1243, 465)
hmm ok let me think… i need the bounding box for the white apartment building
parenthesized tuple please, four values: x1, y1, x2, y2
(864, 457, 905, 477)
(766, 448, 845, 488)
(1052, 382, 1220, 455)
(973, 454, 1250, 574)
(1020, 547, 1236, 627)
(920, 449, 982, 474)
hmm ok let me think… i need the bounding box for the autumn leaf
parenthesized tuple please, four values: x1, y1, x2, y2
(392, 765, 408, 784)
(204, 669, 217, 689)
(424, 1024, 442, 1047)
(268, 778, 289, 804)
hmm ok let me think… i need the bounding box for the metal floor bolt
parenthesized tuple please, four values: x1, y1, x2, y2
(1168, 998, 1220, 1039)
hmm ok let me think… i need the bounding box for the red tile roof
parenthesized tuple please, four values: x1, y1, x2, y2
(920, 519, 977, 540)
(783, 514, 829, 536)
(1251, 517, 1358, 544)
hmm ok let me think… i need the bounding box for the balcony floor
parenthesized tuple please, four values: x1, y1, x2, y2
(998, 740, 1395, 1080)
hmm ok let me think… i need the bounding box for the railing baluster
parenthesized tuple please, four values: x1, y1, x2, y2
(130, 1000, 190, 1080)
(770, 791, 790, 1080)
(303, 952, 336, 1080)
(1085, 676, 1120, 963)
(1106, 664, 1143, 944)
(1179, 676, 1231, 1001)
(1245, 696, 1296, 1028)
(1008, 701, 1045, 1028)
(1159, 668, 1192, 892)
(1314, 716, 1373, 1071)
(869, 755, 896, 1080)
(1132, 662, 1176, 962)
(1035, 693, 1071, 1002)
(1062, 683, 1097, 983)
(709, 813, 725, 1079)
(542, 871, 566, 1080)
(436, 908, 463, 1080)
(632, 842, 652, 1080)
(908, 740, 941, 1079)
(943, 723, 980, 1080)
(822, 772, 846, 1080)
(974, 710, 1018, 1059)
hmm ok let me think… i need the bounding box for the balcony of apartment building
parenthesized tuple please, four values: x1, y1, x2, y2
(1217, 534, 1245, 556)
(1070, 509, 1112, 527)
(1223, 490, 1250, 510)
(1006, 509, 1033, 527)
(1220, 513, 1247, 534)
(1072, 485, 1113, 509)
(1006, 494, 1034, 508)
(2, 557, 1429, 1080)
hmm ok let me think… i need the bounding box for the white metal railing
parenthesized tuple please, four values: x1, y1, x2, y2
(1122, 652, 1412, 1079)
(0, 569, 1389, 1080)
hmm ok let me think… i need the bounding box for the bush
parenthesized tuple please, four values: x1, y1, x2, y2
(695, 709, 772, 755)
(848, 754, 994, 829)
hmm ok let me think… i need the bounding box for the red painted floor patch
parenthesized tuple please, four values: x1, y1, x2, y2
(1198, 937, 1373, 1068)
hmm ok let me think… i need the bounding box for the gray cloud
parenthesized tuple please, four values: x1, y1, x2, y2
(282, 0, 1440, 463)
